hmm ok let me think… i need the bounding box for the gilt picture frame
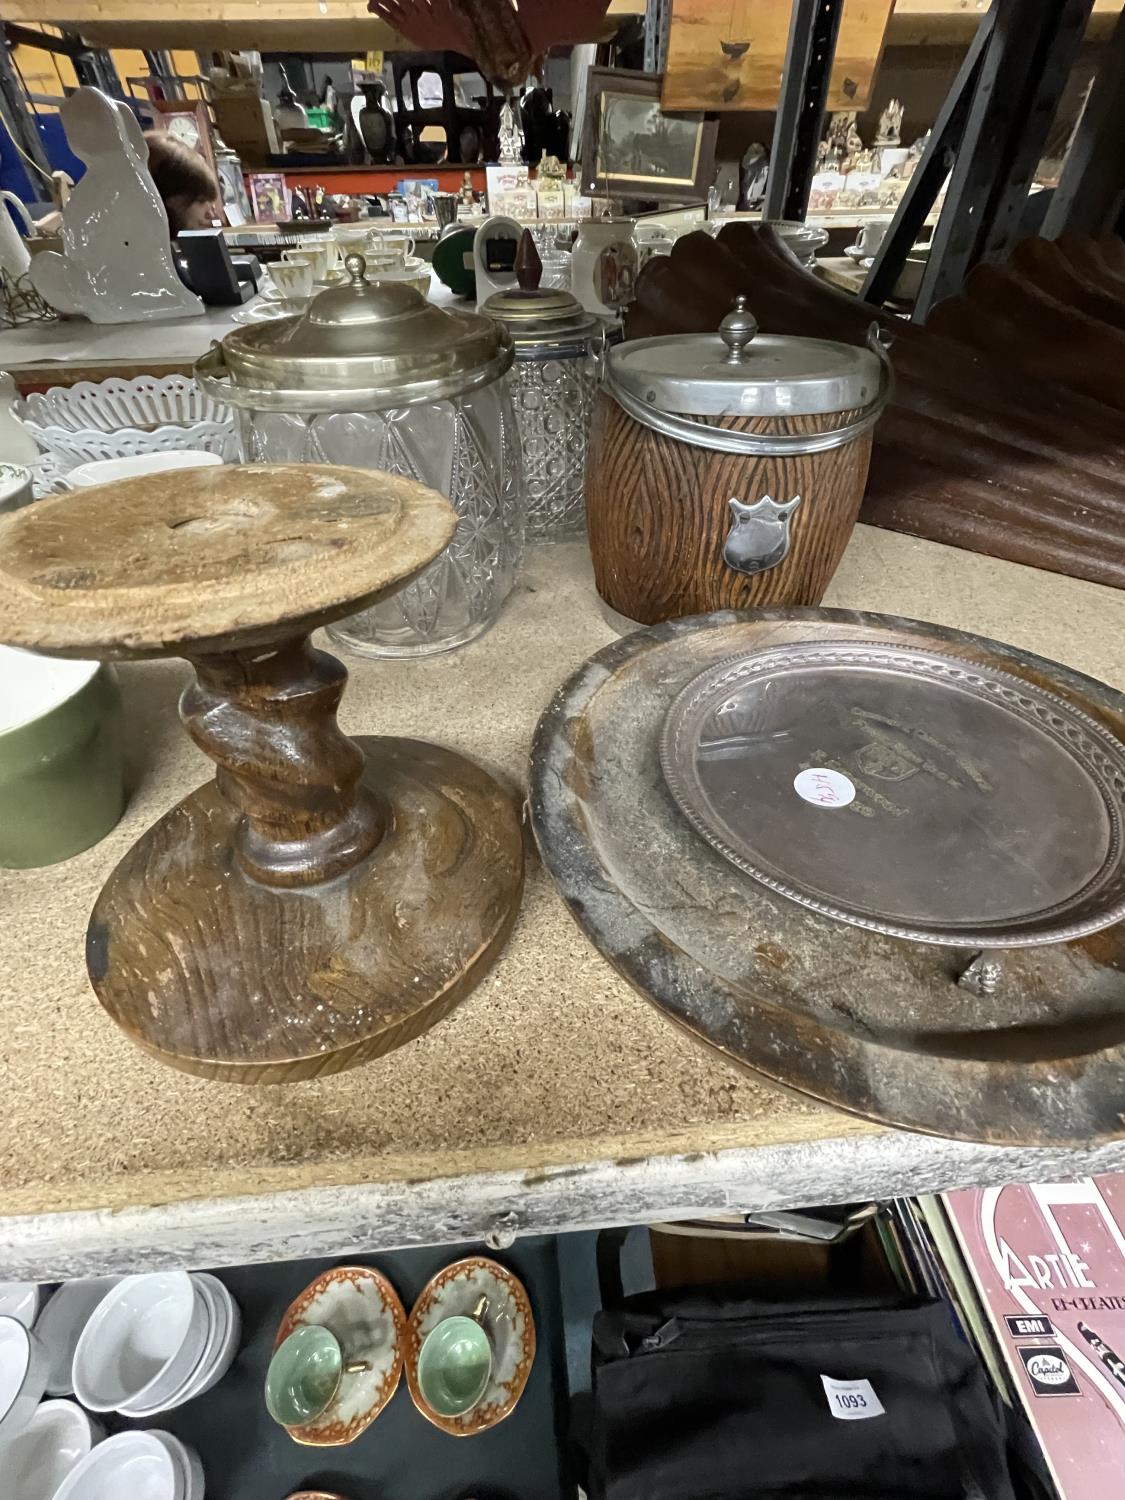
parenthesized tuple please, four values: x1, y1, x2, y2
(578, 68, 717, 204)
(247, 171, 290, 224)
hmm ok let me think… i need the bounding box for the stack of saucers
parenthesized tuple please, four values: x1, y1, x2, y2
(72, 1271, 240, 1418)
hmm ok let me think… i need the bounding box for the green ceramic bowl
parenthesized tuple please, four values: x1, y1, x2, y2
(265, 1325, 344, 1428)
(416, 1315, 493, 1418)
(0, 647, 125, 869)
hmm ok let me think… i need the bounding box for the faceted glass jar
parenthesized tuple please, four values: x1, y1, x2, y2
(198, 267, 520, 659)
(510, 346, 598, 540)
(238, 380, 523, 657)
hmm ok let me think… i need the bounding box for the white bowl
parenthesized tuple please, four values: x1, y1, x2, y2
(0, 1280, 41, 1328)
(35, 421, 234, 469)
(0, 1315, 49, 1440)
(52, 1430, 184, 1500)
(0, 1399, 104, 1500)
(189, 1273, 241, 1398)
(117, 1273, 240, 1418)
(72, 1271, 207, 1413)
(21, 374, 224, 434)
(37, 1278, 120, 1397)
(66, 451, 223, 488)
(19, 374, 235, 470)
(0, 648, 101, 738)
(148, 1429, 205, 1500)
(118, 1274, 233, 1417)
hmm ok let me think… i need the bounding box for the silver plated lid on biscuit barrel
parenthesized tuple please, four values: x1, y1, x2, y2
(608, 294, 882, 417)
(481, 229, 599, 355)
(195, 252, 512, 412)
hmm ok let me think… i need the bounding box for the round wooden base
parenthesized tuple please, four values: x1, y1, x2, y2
(86, 737, 524, 1083)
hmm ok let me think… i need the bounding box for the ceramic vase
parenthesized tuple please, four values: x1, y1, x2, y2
(357, 84, 396, 164)
(571, 220, 639, 318)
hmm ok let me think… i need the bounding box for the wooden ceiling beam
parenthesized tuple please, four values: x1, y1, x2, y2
(1, 0, 641, 23)
(2, 0, 640, 54)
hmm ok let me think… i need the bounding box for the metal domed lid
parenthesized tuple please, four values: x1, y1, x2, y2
(207, 252, 512, 411)
(609, 293, 882, 417)
(481, 230, 599, 353)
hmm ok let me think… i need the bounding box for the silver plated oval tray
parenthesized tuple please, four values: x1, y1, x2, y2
(529, 608, 1125, 1146)
(660, 641, 1125, 948)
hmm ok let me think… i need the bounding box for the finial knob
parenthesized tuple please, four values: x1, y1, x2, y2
(515, 228, 543, 292)
(345, 252, 368, 286)
(718, 294, 759, 364)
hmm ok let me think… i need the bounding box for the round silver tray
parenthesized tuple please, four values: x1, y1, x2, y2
(660, 641, 1125, 947)
(528, 608, 1125, 1145)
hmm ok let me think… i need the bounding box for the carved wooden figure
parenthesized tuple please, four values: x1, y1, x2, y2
(0, 464, 525, 1082)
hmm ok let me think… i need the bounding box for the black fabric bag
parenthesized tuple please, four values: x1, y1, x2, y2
(588, 1286, 1052, 1500)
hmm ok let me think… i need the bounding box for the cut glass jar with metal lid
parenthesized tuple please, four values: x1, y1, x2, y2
(481, 233, 602, 539)
(585, 293, 892, 625)
(195, 253, 522, 658)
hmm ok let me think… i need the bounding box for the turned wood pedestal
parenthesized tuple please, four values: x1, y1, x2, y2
(0, 463, 525, 1082)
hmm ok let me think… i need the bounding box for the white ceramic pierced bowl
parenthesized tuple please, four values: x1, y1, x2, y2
(22, 375, 227, 433)
(20, 375, 236, 468)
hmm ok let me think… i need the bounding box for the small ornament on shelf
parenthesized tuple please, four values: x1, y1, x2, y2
(874, 98, 904, 147)
(908, 129, 930, 160)
(738, 143, 769, 210)
(498, 98, 523, 165)
(824, 111, 866, 173)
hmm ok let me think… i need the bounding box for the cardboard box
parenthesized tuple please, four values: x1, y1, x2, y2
(213, 95, 280, 167)
(564, 187, 592, 221)
(491, 188, 538, 221)
(485, 162, 528, 212)
(536, 187, 566, 221)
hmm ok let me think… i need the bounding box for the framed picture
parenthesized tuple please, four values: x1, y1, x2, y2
(216, 156, 252, 227)
(661, 0, 893, 113)
(247, 172, 290, 224)
(579, 68, 717, 204)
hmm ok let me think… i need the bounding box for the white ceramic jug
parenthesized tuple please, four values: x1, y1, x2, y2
(0, 192, 35, 280)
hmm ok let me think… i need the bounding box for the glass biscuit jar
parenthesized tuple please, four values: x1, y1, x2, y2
(482, 256, 601, 540)
(195, 253, 521, 657)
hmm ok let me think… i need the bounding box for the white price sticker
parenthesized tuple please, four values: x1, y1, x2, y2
(820, 1374, 885, 1421)
(794, 767, 856, 808)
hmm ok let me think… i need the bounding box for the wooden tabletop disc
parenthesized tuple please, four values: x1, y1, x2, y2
(0, 463, 456, 658)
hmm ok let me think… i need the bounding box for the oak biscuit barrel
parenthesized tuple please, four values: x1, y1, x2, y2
(584, 296, 892, 625)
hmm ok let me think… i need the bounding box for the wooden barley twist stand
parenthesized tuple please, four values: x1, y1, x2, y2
(0, 464, 525, 1082)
